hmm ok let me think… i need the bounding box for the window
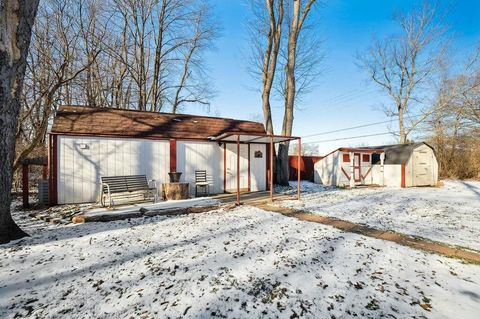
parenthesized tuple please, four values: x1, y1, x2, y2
(372, 153, 381, 164)
(362, 154, 370, 163)
(254, 150, 263, 158)
(342, 153, 350, 163)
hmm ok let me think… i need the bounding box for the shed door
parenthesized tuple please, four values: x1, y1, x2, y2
(353, 153, 361, 182)
(225, 144, 248, 192)
(412, 149, 432, 186)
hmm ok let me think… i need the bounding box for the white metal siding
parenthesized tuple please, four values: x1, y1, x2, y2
(314, 151, 340, 186)
(176, 141, 224, 195)
(57, 136, 169, 204)
(383, 164, 402, 187)
(249, 144, 266, 191)
(225, 144, 249, 191)
(408, 144, 438, 186)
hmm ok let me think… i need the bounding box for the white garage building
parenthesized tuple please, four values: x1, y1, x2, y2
(314, 143, 438, 188)
(48, 106, 274, 204)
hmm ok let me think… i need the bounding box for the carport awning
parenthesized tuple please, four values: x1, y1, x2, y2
(212, 132, 302, 206)
(212, 132, 300, 143)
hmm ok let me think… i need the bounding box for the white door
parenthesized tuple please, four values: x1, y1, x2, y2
(225, 144, 248, 192)
(250, 144, 266, 191)
(412, 149, 432, 186)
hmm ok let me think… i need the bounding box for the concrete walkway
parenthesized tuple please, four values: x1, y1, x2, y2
(254, 203, 480, 264)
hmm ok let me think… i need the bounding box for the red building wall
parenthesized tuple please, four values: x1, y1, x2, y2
(289, 156, 323, 181)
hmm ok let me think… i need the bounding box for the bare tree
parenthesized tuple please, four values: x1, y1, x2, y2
(107, 0, 218, 112)
(358, 1, 448, 143)
(276, 0, 318, 185)
(14, 0, 101, 172)
(290, 142, 319, 156)
(248, 0, 284, 134)
(426, 48, 480, 178)
(248, 0, 322, 185)
(0, 0, 40, 244)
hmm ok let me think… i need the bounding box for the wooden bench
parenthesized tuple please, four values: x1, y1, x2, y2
(100, 175, 158, 207)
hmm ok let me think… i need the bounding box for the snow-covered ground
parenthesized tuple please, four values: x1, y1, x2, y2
(279, 180, 480, 251)
(83, 197, 220, 217)
(1, 206, 479, 318)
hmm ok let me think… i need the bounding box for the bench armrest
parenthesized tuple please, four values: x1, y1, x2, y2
(101, 182, 111, 194)
(148, 179, 158, 189)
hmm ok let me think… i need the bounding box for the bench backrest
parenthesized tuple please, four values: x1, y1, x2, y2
(101, 175, 150, 193)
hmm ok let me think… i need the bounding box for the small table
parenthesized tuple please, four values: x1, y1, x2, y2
(162, 182, 190, 200)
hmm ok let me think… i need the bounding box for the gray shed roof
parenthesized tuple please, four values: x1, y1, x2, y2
(360, 142, 433, 165)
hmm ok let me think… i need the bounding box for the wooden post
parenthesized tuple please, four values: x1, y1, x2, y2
(297, 138, 301, 200)
(349, 152, 355, 188)
(270, 136, 274, 203)
(236, 135, 240, 205)
(247, 143, 251, 192)
(42, 165, 48, 179)
(22, 164, 29, 209)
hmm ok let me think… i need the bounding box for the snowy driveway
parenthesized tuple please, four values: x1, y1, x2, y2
(279, 180, 480, 251)
(1, 206, 479, 318)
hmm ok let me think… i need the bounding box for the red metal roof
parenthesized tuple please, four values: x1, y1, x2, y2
(51, 106, 266, 140)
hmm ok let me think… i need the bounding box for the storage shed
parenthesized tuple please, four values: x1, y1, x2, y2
(48, 106, 275, 204)
(313, 142, 438, 188)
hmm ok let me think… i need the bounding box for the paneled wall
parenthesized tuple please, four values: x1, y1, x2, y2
(57, 136, 169, 203)
(176, 141, 224, 195)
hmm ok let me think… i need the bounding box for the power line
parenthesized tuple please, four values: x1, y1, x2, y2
(302, 131, 399, 144)
(301, 113, 424, 139)
(322, 88, 376, 104)
(302, 119, 395, 138)
(320, 90, 377, 110)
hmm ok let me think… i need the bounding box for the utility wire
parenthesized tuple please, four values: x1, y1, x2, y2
(322, 88, 376, 104)
(302, 131, 400, 144)
(302, 113, 424, 139)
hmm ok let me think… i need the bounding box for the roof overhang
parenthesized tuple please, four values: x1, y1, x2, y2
(338, 147, 385, 153)
(213, 132, 300, 144)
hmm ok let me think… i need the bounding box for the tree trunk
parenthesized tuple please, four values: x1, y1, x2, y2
(0, 0, 40, 244)
(276, 0, 301, 186)
(261, 0, 283, 136)
(398, 105, 406, 143)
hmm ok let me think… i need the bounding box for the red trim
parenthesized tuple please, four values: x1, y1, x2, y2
(401, 164, 406, 188)
(362, 166, 373, 180)
(22, 164, 29, 209)
(236, 135, 240, 205)
(247, 144, 251, 191)
(266, 141, 271, 191)
(223, 143, 227, 192)
(269, 137, 274, 202)
(297, 139, 301, 200)
(169, 139, 177, 172)
(341, 167, 350, 180)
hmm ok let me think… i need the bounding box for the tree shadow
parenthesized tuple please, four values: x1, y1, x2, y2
(2, 211, 278, 297)
(459, 181, 480, 199)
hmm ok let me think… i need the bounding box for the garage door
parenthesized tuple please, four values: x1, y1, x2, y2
(412, 149, 432, 186)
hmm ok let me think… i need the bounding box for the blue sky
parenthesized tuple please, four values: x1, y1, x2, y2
(183, 0, 480, 154)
